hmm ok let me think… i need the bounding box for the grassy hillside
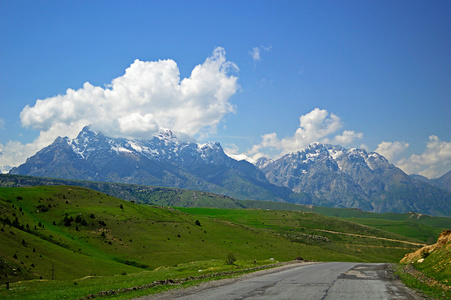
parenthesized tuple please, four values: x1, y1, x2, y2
(0, 185, 305, 284)
(0, 184, 440, 299)
(177, 207, 426, 261)
(397, 230, 451, 298)
(0, 186, 422, 281)
(1, 174, 449, 246)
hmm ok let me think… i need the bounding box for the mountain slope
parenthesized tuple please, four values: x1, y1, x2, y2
(432, 170, 451, 192)
(410, 170, 451, 193)
(10, 126, 290, 202)
(259, 143, 451, 216)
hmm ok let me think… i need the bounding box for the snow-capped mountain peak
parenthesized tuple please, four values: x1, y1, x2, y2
(57, 126, 231, 167)
(155, 128, 178, 143)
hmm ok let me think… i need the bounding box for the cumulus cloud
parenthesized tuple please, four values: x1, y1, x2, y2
(396, 136, 451, 178)
(1, 47, 239, 168)
(21, 47, 238, 139)
(246, 108, 363, 161)
(375, 141, 409, 162)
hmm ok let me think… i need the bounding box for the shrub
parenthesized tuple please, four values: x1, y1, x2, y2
(420, 249, 430, 259)
(226, 252, 236, 265)
(63, 216, 73, 227)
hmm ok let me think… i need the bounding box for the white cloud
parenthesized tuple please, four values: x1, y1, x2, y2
(250, 47, 261, 61)
(21, 47, 237, 139)
(375, 141, 409, 162)
(0, 120, 89, 172)
(332, 130, 363, 145)
(1, 47, 239, 168)
(223, 144, 255, 163)
(246, 108, 363, 160)
(249, 45, 271, 62)
(0, 118, 5, 130)
(396, 136, 451, 178)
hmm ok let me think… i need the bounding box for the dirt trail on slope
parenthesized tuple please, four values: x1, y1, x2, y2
(299, 227, 426, 247)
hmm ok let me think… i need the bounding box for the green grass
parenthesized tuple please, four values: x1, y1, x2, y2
(0, 259, 281, 300)
(0, 185, 442, 299)
(396, 230, 451, 298)
(2, 174, 449, 243)
(0, 185, 395, 284)
(411, 242, 451, 286)
(250, 203, 450, 244)
(175, 207, 423, 263)
(395, 264, 451, 299)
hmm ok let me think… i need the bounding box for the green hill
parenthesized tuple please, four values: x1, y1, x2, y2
(1, 174, 449, 245)
(0, 184, 442, 299)
(398, 230, 451, 298)
(0, 186, 420, 283)
(1, 173, 449, 247)
(0, 185, 301, 284)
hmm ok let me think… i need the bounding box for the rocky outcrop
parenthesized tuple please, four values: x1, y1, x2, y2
(400, 229, 451, 264)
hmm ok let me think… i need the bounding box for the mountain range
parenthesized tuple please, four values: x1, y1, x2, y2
(9, 126, 297, 203)
(410, 171, 451, 193)
(9, 126, 451, 217)
(258, 143, 451, 215)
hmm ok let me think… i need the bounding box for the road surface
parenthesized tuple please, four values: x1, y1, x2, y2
(141, 262, 423, 300)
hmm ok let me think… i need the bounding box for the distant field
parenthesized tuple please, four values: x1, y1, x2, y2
(177, 207, 426, 261)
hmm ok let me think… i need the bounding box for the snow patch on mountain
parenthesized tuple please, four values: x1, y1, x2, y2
(61, 125, 230, 167)
(255, 143, 392, 178)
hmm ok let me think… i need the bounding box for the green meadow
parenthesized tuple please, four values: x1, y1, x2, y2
(0, 185, 448, 299)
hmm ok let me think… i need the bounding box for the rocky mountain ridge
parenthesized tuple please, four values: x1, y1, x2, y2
(257, 143, 451, 216)
(9, 126, 291, 202)
(410, 170, 451, 193)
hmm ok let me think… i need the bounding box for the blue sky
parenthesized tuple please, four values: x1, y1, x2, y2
(0, 0, 450, 178)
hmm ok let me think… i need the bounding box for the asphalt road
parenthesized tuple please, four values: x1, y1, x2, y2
(142, 262, 423, 300)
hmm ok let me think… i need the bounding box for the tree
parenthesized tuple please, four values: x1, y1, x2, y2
(226, 252, 236, 265)
(63, 216, 73, 227)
